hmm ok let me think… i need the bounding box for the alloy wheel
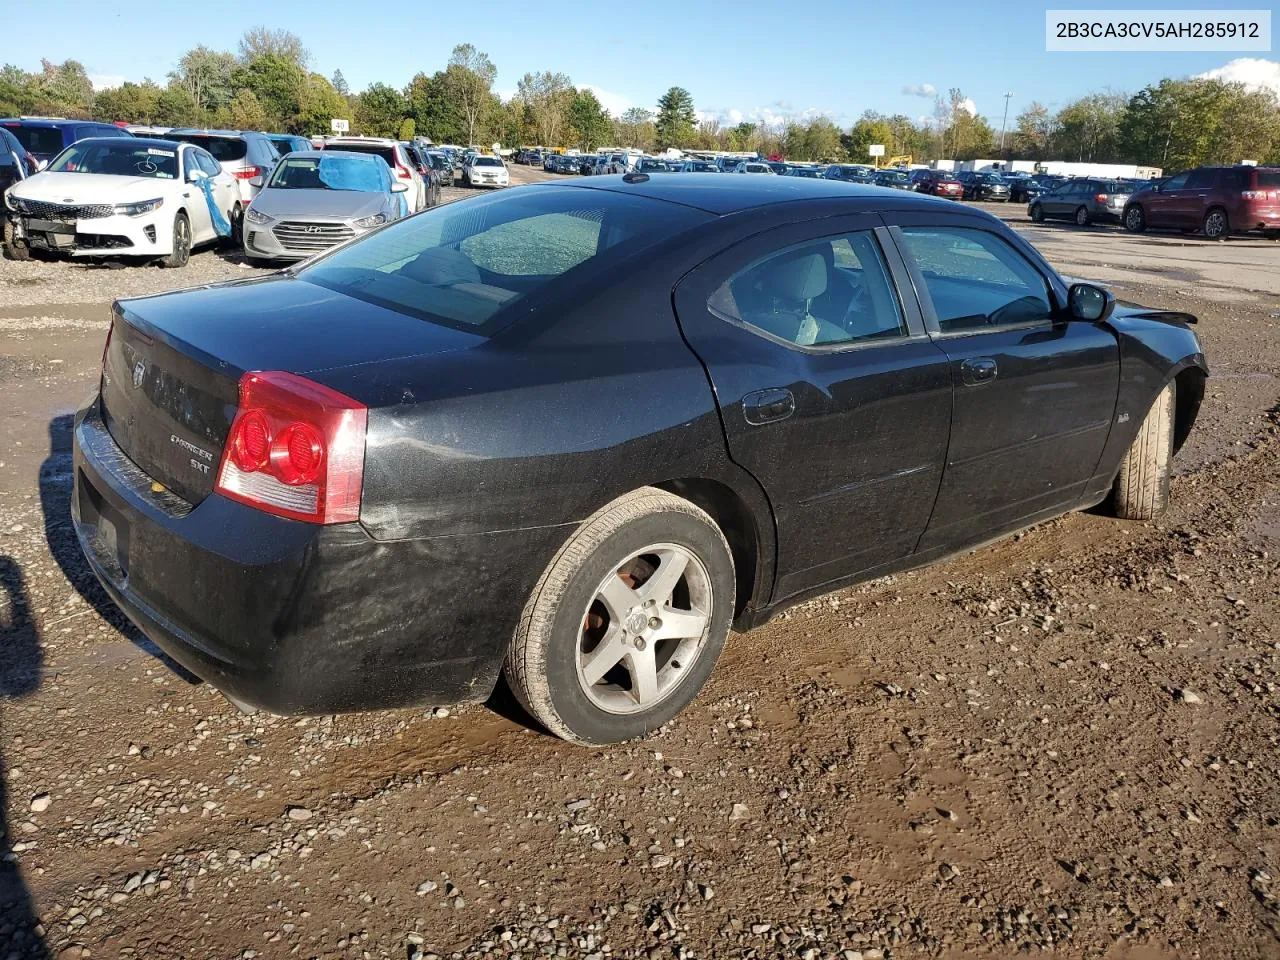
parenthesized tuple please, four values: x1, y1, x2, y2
(575, 544, 713, 715)
(1204, 210, 1227, 239)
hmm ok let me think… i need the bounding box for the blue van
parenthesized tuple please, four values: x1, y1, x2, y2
(0, 118, 133, 166)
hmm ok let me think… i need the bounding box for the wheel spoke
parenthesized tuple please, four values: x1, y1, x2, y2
(652, 607, 709, 642)
(580, 626, 628, 686)
(639, 550, 688, 606)
(625, 646, 659, 705)
(597, 573, 639, 620)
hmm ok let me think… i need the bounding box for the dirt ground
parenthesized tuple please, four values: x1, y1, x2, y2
(1, 169, 1278, 960)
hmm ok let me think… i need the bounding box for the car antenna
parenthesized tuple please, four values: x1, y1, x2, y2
(622, 172, 649, 184)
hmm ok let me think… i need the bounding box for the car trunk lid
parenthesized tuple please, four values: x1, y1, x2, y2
(100, 274, 485, 505)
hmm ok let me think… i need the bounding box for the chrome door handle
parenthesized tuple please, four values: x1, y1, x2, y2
(961, 358, 998, 385)
(743, 387, 795, 425)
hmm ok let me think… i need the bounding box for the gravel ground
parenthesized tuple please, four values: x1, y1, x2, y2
(1, 171, 1278, 960)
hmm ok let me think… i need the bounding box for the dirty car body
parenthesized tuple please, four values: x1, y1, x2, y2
(71, 175, 1207, 722)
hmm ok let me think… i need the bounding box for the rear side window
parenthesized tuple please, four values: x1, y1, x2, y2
(170, 135, 248, 162)
(1258, 169, 1280, 187)
(5, 125, 63, 156)
(298, 187, 709, 334)
(708, 230, 907, 348)
(899, 227, 1052, 334)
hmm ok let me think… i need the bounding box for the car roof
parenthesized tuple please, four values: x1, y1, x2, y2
(556, 172, 963, 215)
(168, 129, 265, 139)
(277, 149, 377, 161)
(0, 117, 111, 128)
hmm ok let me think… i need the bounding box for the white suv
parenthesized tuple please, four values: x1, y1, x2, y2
(324, 137, 427, 212)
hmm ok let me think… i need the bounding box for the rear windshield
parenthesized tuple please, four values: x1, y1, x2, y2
(1257, 169, 1280, 187)
(298, 186, 710, 334)
(48, 140, 178, 179)
(169, 135, 248, 162)
(4, 124, 63, 156)
(1097, 181, 1129, 193)
(331, 143, 396, 167)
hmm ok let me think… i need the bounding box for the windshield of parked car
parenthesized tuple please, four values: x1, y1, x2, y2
(298, 186, 711, 334)
(3, 124, 64, 156)
(47, 140, 178, 179)
(268, 155, 389, 192)
(168, 135, 250, 162)
(473, 156, 502, 167)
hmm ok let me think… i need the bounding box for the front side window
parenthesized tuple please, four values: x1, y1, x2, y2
(299, 187, 709, 334)
(898, 227, 1053, 334)
(708, 230, 908, 349)
(1161, 172, 1190, 190)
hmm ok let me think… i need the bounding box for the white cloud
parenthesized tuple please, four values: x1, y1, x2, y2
(903, 83, 937, 98)
(89, 74, 126, 92)
(698, 100, 844, 129)
(580, 85, 632, 117)
(959, 97, 977, 116)
(1195, 57, 1280, 98)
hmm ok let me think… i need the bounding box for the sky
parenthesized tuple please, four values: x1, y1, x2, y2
(7, 0, 1279, 130)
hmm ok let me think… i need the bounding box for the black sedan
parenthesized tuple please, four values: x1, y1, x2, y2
(72, 175, 1207, 745)
(962, 172, 1011, 201)
(1007, 175, 1051, 203)
(871, 169, 913, 190)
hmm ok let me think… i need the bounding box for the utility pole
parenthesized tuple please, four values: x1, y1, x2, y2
(998, 92, 1014, 153)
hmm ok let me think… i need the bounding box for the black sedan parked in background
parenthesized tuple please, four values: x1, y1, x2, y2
(961, 171, 1011, 201)
(72, 175, 1206, 745)
(1007, 175, 1052, 203)
(872, 169, 913, 190)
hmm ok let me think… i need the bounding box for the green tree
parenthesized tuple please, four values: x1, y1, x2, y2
(168, 46, 237, 116)
(94, 81, 162, 123)
(238, 27, 308, 66)
(155, 86, 201, 126)
(568, 88, 611, 151)
(616, 107, 655, 149)
(232, 53, 306, 129)
(517, 71, 574, 148)
(1118, 78, 1280, 169)
(227, 89, 267, 130)
(1011, 102, 1053, 157)
(844, 111, 896, 162)
(1051, 91, 1127, 162)
(406, 71, 465, 144)
(0, 64, 32, 116)
(725, 121, 757, 152)
(28, 59, 94, 117)
(295, 74, 350, 135)
(398, 117, 416, 141)
(445, 44, 497, 148)
(331, 69, 349, 96)
(356, 82, 407, 137)
(655, 86, 696, 148)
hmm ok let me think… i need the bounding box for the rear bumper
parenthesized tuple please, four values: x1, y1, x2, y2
(71, 396, 554, 715)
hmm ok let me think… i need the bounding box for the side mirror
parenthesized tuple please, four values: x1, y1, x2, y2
(1068, 282, 1115, 323)
(36, 158, 48, 172)
(187, 168, 207, 183)
(391, 181, 409, 194)
(248, 175, 264, 188)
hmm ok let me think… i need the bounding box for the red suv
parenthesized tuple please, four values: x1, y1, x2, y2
(1123, 165, 1280, 239)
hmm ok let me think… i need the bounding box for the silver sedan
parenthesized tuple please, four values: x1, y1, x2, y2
(241, 150, 410, 264)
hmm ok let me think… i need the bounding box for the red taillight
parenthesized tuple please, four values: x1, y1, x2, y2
(395, 164, 412, 180)
(215, 371, 367, 525)
(1095, 193, 1108, 203)
(233, 166, 262, 181)
(1242, 190, 1277, 201)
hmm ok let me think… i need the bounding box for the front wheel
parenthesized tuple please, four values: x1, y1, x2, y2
(1030, 203, 1044, 222)
(505, 487, 735, 745)
(2, 219, 30, 260)
(1074, 206, 1090, 226)
(1109, 381, 1174, 521)
(1124, 205, 1146, 233)
(162, 212, 191, 268)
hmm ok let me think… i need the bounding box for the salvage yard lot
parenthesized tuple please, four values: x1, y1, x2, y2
(1, 169, 1279, 959)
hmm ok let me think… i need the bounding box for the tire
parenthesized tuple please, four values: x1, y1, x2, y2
(1109, 381, 1175, 521)
(1030, 203, 1044, 223)
(162, 212, 191, 268)
(221, 203, 243, 249)
(1074, 206, 1090, 226)
(505, 487, 736, 745)
(1202, 207, 1228, 240)
(2, 219, 30, 260)
(1124, 205, 1146, 233)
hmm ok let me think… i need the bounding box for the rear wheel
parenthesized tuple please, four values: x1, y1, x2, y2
(1109, 381, 1174, 521)
(505, 487, 735, 745)
(225, 203, 243, 249)
(1030, 203, 1044, 222)
(1074, 205, 1090, 226)
(1203, 207, 1228, 240)
(1124, 205, 1146, 233)
(162, 213, 191, 269)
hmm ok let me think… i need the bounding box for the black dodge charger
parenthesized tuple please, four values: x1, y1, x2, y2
(72, 174, 1207, 745)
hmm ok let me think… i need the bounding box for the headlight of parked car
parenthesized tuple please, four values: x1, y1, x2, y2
(244, 207, 273, 225)
(352, 213, 387, 229)
(5, 193, 25, 212)
(113, 198, 164, 217)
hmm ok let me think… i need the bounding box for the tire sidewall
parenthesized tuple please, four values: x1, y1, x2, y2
(538, 510, 735, 745)
(1075, 206, 1089, 226)
(1030, 203, 1043, 222)
(166, 213, 190, 268)
(1204, 208, 1227, 239)
(1124, 205, 1145, 232)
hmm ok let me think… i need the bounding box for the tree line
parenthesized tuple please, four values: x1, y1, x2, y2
(2, 30, 1277, 170)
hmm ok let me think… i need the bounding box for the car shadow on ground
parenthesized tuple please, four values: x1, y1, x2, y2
(39, 414, 198, 685)
(0, 556, 50, 959)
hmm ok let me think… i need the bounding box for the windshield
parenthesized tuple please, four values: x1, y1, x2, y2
(298, 186, 710, 335)
(474, 157, 502, 167)
(168, 135, 249, 162)
(47, 140, 178, 179)
(4, 125, 64, 156)
(269, 155, 389, 192)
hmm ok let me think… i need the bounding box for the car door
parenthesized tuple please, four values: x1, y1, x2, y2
(196, 149, 236, 225)
(674, 214, 953, 600)
(1041, 181, 1072, 217)
(179, 147, 216, 243)
(1175, 168, 1219, 227)
(888, 217, 1119, 553)
(1144, 171, 1189, 226)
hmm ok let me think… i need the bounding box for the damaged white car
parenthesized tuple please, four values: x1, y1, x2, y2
(3, 137, 239, 268)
